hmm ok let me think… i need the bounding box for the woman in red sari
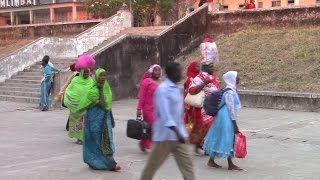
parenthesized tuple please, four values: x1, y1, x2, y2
(187, 63, 221, 154)
(184, 61, 200, 91)
(244, 0, 256, 9)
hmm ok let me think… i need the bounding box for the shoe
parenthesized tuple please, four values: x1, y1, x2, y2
(139, 143, 146, 153)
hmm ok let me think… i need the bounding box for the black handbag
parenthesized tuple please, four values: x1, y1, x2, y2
(126, 117, 151, 140)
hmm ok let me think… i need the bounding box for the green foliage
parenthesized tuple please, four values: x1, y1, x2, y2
(84, 0, 174, 25)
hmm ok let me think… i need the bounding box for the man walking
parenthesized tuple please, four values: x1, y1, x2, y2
(140, 62, 196, 180)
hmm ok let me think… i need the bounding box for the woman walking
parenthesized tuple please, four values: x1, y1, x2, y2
(187, 63, 221, 154)
(64, 67, 94, 144)
(79, 68, 120, 171)
(39, 55, 59, 111)
(137, 64, 162, 152)
(184, 61, 200, 91)
(203, 71, 242, 171)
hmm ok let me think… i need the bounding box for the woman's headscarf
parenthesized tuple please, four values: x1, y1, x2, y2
(75, 54, 96, 74)
(64, 68, 94, 112)
(203, 37, 214, 43)
(223, 71, 241, 109)
(139, 64, 161, 82)
(78, 68, 113, 111)
(186, 61, 199, 78)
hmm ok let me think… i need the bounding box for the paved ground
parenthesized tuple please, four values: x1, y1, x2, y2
(1, 99, 320, 180)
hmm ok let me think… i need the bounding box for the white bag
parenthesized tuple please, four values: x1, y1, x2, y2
(184, 90, 205, 108)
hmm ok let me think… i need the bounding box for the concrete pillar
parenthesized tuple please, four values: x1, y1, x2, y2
(15, 14, 19, 25)
(33, 0, 36, 5)
(72, 5, 77, 21)
(50, 8, 54, 23)
(29, 10, 33, 24)
(10, 11, 14, 25)
(53, 0, 56, 3)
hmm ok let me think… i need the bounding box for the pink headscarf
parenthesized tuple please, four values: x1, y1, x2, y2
(75, 54, 96, 74)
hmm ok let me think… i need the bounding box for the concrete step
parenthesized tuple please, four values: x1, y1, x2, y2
(6, 79, 40, 85)
(0, 95, 39, 104)
(50, 58, 76, 63)
(32, 64, 71, 69)
(0, 90, 40, 97)
(18, 71, 42, 76)
(24, 67, 42, 72)
(11, 75, 42, 80)
(0, 86, 39, 92)
(0, 83, 40, 88)
(33, 61, 75, 68)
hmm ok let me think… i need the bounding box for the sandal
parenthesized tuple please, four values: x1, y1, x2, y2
(76, 140, 82, 145)
(228, 165, 243, 171)
(111, 166, 121, 171)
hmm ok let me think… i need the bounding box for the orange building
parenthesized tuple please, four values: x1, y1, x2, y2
(0, 0, 90, 26)
(193, 0, 318, 10)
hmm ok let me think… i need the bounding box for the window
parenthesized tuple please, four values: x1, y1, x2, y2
(258, 2, 263, 8)
(239, 4, 244, 8)
(288, 0, 295, 4)
(272, 0, 281, 7)
(222, 5, 228, 10)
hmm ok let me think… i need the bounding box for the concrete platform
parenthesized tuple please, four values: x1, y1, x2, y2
(0, 99, 320, 180)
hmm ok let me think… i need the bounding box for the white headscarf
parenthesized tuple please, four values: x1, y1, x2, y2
(223, 71, 241, 109)
(148, 64, 161, 73)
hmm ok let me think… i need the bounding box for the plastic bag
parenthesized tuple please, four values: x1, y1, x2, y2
(234, 132, 247, 158)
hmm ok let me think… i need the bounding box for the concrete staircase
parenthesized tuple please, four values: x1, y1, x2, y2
(86, 26, 169, 55)
(0, 58, 75, 104)
(0, 26, 169, 104)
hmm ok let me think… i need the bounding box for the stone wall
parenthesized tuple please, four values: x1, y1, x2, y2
(239, 90, 320, 112)
(0, 20, 101, 45)
(206, 5, 320, 37)
(158, 5, 208, 64)
(93, 36, 159, 100)
(92, 6, 209, 100)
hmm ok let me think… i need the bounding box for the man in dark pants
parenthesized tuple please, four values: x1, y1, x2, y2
(140, 62, 196, 180)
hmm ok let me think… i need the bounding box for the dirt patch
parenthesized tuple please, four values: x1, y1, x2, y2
(0, 38, 37, 59)
(182, 25, 320, 93)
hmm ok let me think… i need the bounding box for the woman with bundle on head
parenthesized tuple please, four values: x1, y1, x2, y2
(187, 62, 221, 154)
(64, 55, 95, 144)
(203, 71, 243, 171)
(78, 68, 121, 171)
(39, 55, 59, 111)
(137, 64, 162, 152)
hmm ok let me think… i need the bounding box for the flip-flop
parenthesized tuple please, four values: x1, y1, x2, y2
(207, 163, 222, 169)
(228, 167, 244, 171)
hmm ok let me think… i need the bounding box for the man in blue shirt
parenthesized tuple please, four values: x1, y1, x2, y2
(140, 62, 196, 180)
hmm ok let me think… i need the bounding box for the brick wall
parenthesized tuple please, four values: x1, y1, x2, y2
(206, 5, 320, 37)
(0, 21, 101, 45)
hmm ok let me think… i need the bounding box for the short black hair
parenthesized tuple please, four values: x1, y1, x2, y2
(165, 62, 181, 79)
(42, 55, 50, 64)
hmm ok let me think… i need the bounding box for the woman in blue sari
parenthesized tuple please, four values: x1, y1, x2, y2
(78, 68, 120, 171)
(39, 55, 59, 111)
(203, 71, 243, 171)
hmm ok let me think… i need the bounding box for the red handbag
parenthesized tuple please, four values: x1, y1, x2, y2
(234, 132, 247, 158)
